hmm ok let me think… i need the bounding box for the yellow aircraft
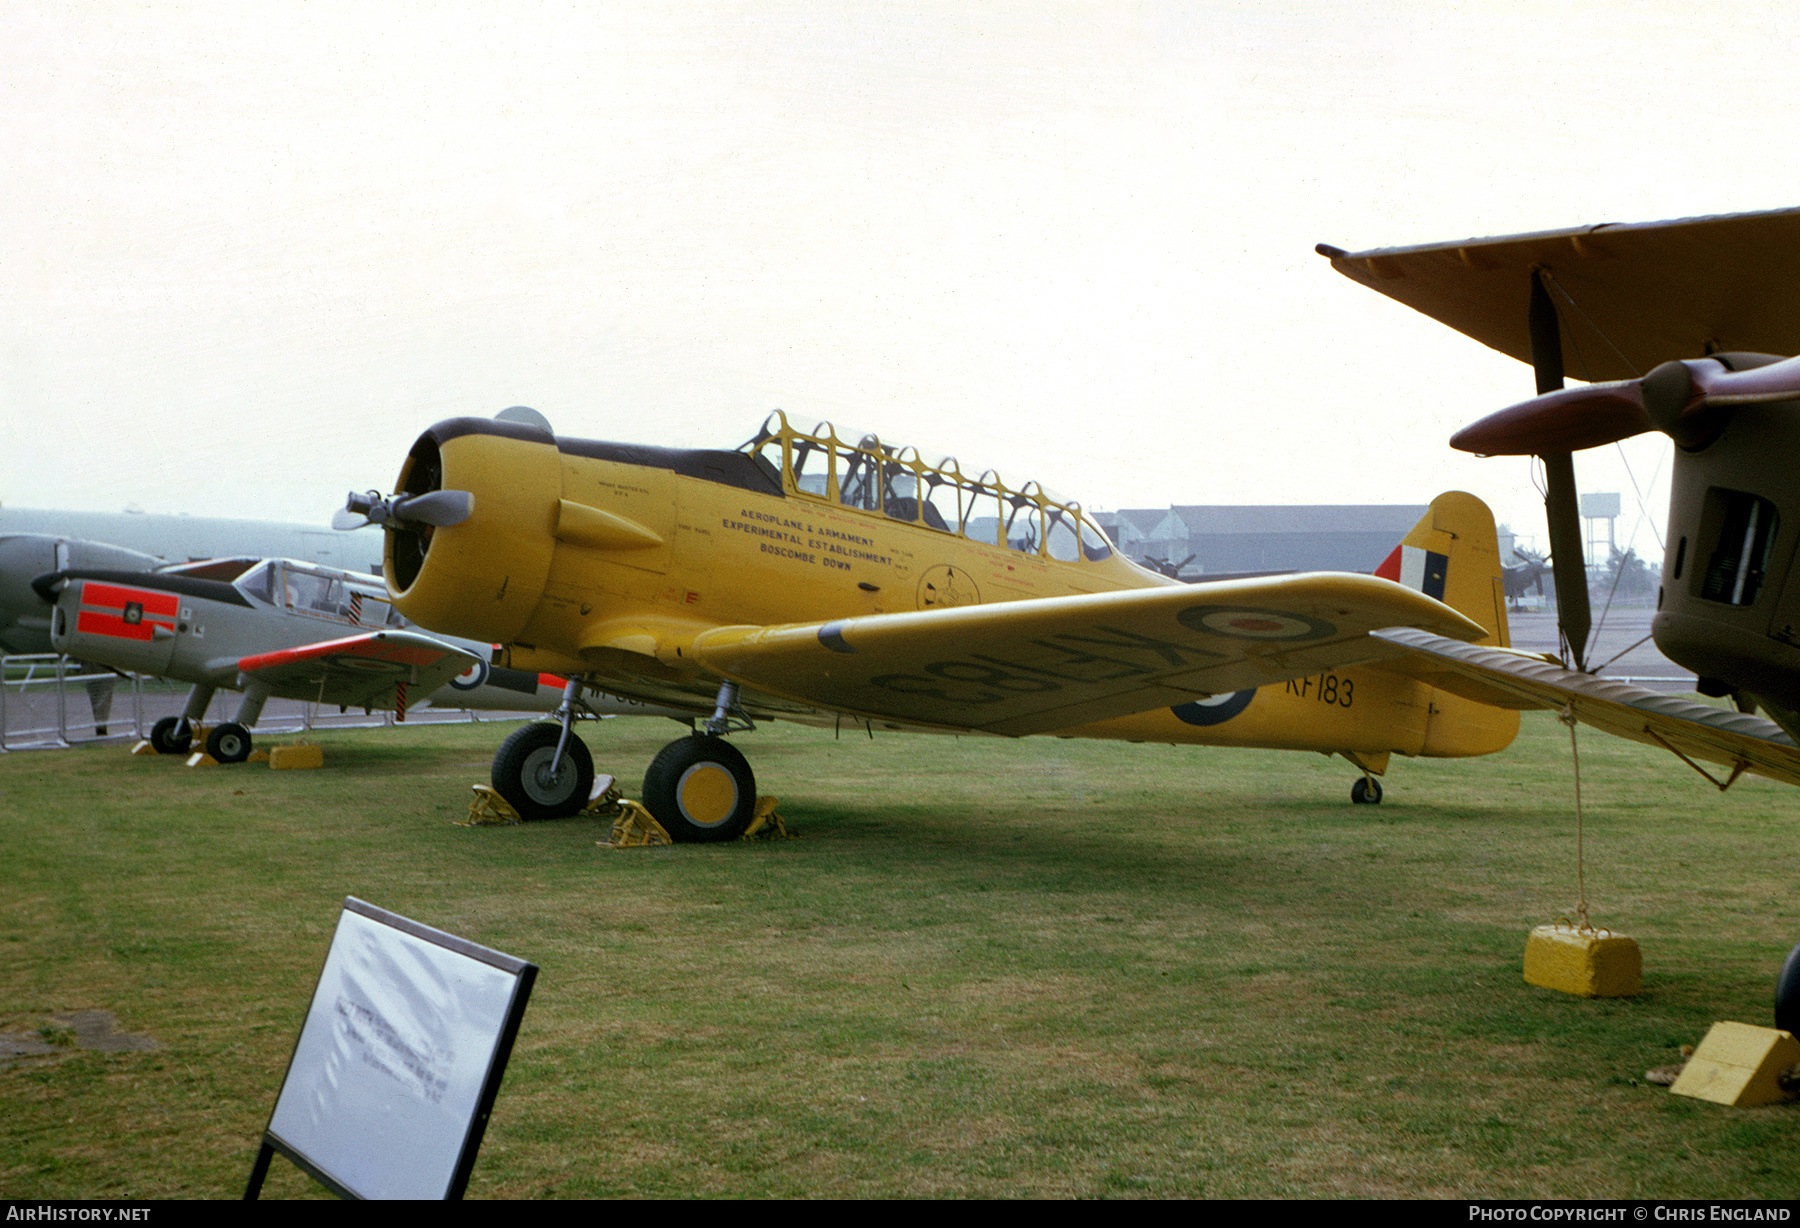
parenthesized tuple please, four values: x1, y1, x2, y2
(342, 409, 1519, 837)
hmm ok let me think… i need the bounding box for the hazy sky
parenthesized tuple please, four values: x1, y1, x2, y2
(5, 1, 1797, 563)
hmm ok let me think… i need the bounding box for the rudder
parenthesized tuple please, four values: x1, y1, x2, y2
(1375, 492, 1518, 757)
(1374, 491, 1510, 648)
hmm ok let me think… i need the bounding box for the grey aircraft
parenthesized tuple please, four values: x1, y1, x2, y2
(34, 554, 693, 763)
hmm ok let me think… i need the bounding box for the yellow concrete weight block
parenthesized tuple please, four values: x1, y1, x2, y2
(268, 743, 325, 770)
(1522, 923, 1642, 998)
(1670, 1022, 1800, 1107)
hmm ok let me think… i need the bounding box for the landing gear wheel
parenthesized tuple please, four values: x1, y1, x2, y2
(205, 722, 252, 764)
(1777, 942, 1800, 1035)
(642, 736, 756, 843)
(1351, 776, 1383, 804)
(150, 717, 192, 755)
(492, 722, 594, 820)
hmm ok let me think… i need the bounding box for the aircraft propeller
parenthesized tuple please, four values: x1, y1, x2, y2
(1451, 354, 1800, 457)
(1143, 553, 1197, 580)
(332, 489, 475, 532)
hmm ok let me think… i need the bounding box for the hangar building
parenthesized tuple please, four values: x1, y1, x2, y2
(1095, 504, 1431, 579)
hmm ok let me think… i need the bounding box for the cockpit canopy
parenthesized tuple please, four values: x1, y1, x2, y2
(739, 411, 1113, 562)
(233, 559, 407, 628)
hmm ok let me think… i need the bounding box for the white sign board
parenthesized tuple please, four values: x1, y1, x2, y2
(253, 898, 536, 1199)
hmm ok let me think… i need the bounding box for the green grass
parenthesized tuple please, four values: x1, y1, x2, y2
(2, 712, 1798, 1198)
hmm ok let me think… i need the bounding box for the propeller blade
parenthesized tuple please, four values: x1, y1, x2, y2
(1692, 352, 1800, 403)
(29, 572, 67, 604)
(392, 490, 474, 527)
(1454, 355, 1800, 457)
(1450, 382, 1653, 455)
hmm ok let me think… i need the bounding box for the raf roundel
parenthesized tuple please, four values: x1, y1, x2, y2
(448, 659, 490, 691)
(1169, 689, 1255, 726)
(1177, 605, 1337, 642)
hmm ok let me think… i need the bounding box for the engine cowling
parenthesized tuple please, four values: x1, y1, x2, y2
(385, 417, 563, 646)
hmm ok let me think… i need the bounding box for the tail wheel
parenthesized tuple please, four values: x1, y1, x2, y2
(492, 722, 594, 820)
(205, 722, 252, 764)
(149, 717, 192, 755)
(1351, 776, 1383, 804)
(642, 736, 756, 842)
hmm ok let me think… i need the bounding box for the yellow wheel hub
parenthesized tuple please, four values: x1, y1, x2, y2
(678, 763, 739, 827)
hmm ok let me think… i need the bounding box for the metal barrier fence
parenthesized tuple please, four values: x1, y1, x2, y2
(1, 653, 501, 752)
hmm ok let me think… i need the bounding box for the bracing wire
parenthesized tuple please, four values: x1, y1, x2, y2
(1540, 269, 1642, 382)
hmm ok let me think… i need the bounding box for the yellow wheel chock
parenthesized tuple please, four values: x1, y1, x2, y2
(465, 774, 792, 844)
(597, 800, 673, 847)
(742, 795, 788, 840)
(267, 741, 323, 769)
(465, 785, 523, 826)
(596, 795, 788, 845)
(466, 773, 624, 827)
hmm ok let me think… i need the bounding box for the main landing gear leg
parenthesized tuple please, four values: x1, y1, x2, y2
(205, 681, 271, 765)
(641, 681, 758, 842)
(151, 684, 215, 755)
(490, 678, 595, 821)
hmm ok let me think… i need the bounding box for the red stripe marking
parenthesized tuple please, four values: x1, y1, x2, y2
(538, 674, 565, 690)
(76, 609, 156, 641)
(81, 582, 179, 618)
(238, 634, 450, 674)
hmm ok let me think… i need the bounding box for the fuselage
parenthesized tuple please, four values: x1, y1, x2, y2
(1653, 393, 1800, 737)
(383, 412, 1516, 763)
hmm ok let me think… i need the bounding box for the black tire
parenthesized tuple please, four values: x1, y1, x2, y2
(492, 723, 594, 821)
(150, 716, 191, 756)
(205, 722, 252, 764)
(642, 736, 756, 843)
(1777, 942, 1800, 1035)
(1351, 776, 1383, 804)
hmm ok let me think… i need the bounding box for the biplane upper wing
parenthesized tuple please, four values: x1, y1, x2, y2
(1318, 207, 1800, 381)
(234, 630, 479, 710)
(690, 573, 1486, 737)
(1374, 627, 1800, 787)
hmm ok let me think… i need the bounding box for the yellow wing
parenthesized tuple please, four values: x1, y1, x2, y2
(1375, 628, 1800, 788)
(690, 573, 1486, 736)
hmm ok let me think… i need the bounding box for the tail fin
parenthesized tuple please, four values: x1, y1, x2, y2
(1375, 492, 1518, 757)
(1374, 491, 1510, 648)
